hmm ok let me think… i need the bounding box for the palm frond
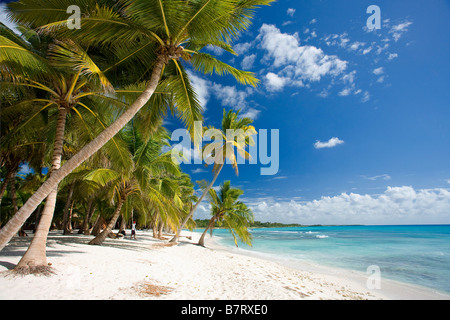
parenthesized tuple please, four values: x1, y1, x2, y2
(191, 52, 259, 87)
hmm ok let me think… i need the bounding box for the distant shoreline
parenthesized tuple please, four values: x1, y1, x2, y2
(194, 220, 450, 229)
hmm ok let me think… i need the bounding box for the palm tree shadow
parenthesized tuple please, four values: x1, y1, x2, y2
(0, 261, 17, 270)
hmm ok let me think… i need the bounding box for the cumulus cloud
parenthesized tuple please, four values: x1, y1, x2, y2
(212, 83, 251, 111)
(314, 137, 344, 149)
(185, 71, 261, 120)
(246, 186, 450, 225)
(257, 24, 348, 89)
(265, 72, 289, 92)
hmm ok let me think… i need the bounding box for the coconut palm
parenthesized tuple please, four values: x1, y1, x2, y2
(198, 180, 253, 247)
(0, 0, 271, 253)
(170, 108, 257, 242)
(85, 122, 182, 245)
(0, 23, 137, 271)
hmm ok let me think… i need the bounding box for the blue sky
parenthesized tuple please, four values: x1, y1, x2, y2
(2, 0, 449, 224)
(170, 0, 450, 224)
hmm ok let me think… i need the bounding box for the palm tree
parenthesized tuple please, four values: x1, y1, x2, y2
(85, 123, 182, 245)
(0, 0, 270, 253)
(198, 181, 253, 247)
(170, 108, 257, 242)
(0, 24, 135, 271)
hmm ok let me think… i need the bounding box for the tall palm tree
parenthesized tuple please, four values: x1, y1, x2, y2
(0, 0, 271, 254)
(170, 108, 257, 242)
(198, 180, 253, 247)
(0, 24, 135, 271)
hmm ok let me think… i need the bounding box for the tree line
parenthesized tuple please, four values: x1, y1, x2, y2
(0, 0, 273, 274)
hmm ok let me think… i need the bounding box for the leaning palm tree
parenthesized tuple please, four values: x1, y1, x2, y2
(0, 0, 271, 253)
(198, 180, 253, 247)
(170, 108, 257, 242)
(0, 24, 135, 271)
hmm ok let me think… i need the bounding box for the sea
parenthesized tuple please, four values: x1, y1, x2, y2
(200, 225, 450, 294)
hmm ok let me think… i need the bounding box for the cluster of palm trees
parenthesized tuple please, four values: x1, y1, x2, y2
(0, 0, 272, 273)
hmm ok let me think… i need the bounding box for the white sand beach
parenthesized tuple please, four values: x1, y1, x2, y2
(0, 230, 448, 300)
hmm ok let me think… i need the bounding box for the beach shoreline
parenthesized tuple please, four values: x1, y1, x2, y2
(0, 229, 448, 300)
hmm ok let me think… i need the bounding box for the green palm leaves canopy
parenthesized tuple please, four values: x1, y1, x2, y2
(0, 0, 273, 252)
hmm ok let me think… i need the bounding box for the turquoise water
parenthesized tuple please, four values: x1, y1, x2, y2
(200, 225, 450, 294)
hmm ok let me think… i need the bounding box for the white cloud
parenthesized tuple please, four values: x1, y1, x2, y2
(314, 137, 344, 149)
(265, 72, 288, 92)
(361, 91, 370, 103)
(350, 41, 365, 51)
(239, 107, 260, 120)
(310, 19, 317, 24)
(286, 8, 296, 17)
(363, 174, 391, 181)
(184, 70, 261, 120)
(191, 168, 207, 174)
(389, 21, 412, 42)
(186, 71, 210, 109)
(234, 42, 252, 56)
(338, 88, 352, 96)
(212, 83, 250, 110)
(205, 45, 224, 56)
(373, 67, 384, 75)
(241, 54, 256, 70)
(362, 47, 373, 55)
(257, 24, 347, 88)
(247, 186, 450, 225)
(387, 53, 398, 60)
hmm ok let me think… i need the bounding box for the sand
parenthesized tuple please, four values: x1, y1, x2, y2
(0, 230, 448, 300)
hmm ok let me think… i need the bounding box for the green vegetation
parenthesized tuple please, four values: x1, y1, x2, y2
(197, 181, 253, 247)
(0, 0, 273, 274)
(195, 219, 305, 228)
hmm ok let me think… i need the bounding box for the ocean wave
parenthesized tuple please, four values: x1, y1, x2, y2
(316, 235, 329, 239)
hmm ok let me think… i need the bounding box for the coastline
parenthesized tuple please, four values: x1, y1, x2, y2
(207, 233, 450, 300)
(0, 229, 448, 300)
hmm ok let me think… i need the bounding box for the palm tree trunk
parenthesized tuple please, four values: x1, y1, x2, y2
(0, 168, 17, 228)
(119, 214, 126, 234)
(158, 216, 163, 239)
(90, 215, 102, 236)
(0, 55, 167, 252)
(198, 216, 217, 247)
(15, 106, 68, 270)
(80, 199, 93, 234)
(170, 163, 224, 243)
(62, 183, 75, 235)
(10, 178, 27, 237)
(0, 169, 15, 205)
(88, 197, 125, 245)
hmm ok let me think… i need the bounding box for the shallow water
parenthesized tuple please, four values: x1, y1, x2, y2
(200, 225, 450, 294)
